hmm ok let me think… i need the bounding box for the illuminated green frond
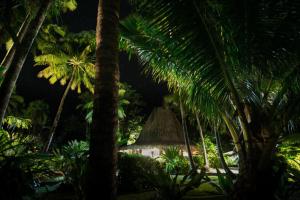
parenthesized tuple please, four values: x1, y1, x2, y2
(35, 24, 95, 94)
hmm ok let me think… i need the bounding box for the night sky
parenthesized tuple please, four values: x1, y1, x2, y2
(16, 0, 168, 118)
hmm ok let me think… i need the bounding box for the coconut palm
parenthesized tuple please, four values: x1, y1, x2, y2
(120, 1, 300, 197)
(85, 0, 120, 199)
(34, 24, 95, 152)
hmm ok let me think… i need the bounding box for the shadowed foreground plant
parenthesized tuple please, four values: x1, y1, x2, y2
(117, 153, 161, 194)
(52, 140, 89, 200)
(143, 167, 207, 200)
(0, 129, 52, 199)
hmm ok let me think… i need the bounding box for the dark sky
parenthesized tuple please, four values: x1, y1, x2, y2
(17, 0, 168, 117)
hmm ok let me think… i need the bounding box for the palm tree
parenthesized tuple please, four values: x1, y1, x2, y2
(0, 0, 77, 71)
(195, 113, 209, 169)
(0, 0, 78, 123)
(0, 14, 31, 70)
(213, 124, 236, 179)
(34, 25, 95, 152)
(164, 94, 196, 170)
(85, 0, 120, 199)
(120, 1, 300, 197)
(0, 0, 53, 123)
(0, 0, 34, 48)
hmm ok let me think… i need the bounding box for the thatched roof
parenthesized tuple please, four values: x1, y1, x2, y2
(134, 107, 185, 146)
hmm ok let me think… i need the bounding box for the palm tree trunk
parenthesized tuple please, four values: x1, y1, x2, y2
(1, 14, 31, 70)
(214, 127, 235, 179)
(233, 151, 275, 200)
(179, 98, 196, 170)
(0, 0, 52, 123)
(86, 0, 120, 200)
(195, 113, 209, 169)
(232, 127, 278, 200)
(44, 71, 75, 152)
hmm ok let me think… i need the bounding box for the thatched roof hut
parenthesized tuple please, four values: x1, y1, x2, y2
(120, 107, 198, 158)
(135, 107, 185, 146)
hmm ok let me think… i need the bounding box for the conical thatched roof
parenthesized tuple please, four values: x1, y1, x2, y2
(134, 107, 185, 145)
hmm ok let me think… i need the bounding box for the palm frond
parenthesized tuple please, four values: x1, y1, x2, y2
(120, 15, 228, 119)
(35, 24, 95, 93)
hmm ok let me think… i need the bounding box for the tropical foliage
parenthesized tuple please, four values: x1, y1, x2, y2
(0, 124, 52, 199)
(195, 136, 219, 168)
(160, 146, 189, 174)
(120, 1, 300, 198)
(34, 24, 95, 151)
(35, 24, 95, 94)
(23, 100, 50, 137)
(0, 0, 299, 199)
(52, 140, 89, 199)
(79, 82, 144, 146)
(117, 153, 162, 194)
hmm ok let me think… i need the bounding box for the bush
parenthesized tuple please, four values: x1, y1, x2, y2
(274, 135, 300, 199)
(195, 136, 219, 168)
(195, 136, 238, 168)
(51, 140, 89, 199)
(117, 153, 162, 194)
(273, 155, 300, 200)
(0, 129, 51, 199)
(117, 152, 208, 199)
(143, 167, 207, 200)
(160, 146, 189, 174)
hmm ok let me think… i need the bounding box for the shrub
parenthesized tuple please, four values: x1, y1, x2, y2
(195, 136, 219, 168)
(117, 152, 162, 194)
(274, 135, 300, 199)
(143, 167, 207, 200)
(0, 129, 51, 199)
(160, 146, 189, 174)
(52, 140, 89, 199)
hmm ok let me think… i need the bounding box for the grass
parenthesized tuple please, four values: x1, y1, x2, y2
(118, 176, 226, 200)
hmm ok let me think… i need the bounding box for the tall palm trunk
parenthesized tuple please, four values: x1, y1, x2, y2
(0, 0, 52, 123)
(86, 0, 120, 200)
(44, 71, 75, 152)
(214, 127, 235, 179)
(195, 113, 209, 169)
(232, 127, 279, 200)
(1, 14, 31, 70)
(179, 98, 196, 170)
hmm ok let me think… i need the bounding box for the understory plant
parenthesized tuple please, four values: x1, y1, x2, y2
(0, 128, 52, 199)
(274, 135, 300, 199)
(117, 153, 161, 194)
(143, 167, 207, 200)
(160, 146, 189, 174)
(195, 136, 219, 168)
(52, 140, 89, 199)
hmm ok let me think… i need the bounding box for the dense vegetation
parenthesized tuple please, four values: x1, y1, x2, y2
(0, 0, 299, 200)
